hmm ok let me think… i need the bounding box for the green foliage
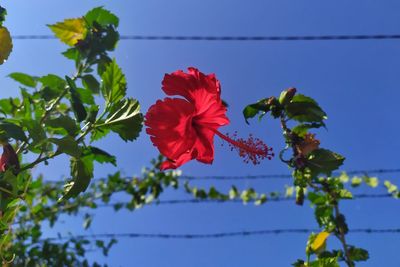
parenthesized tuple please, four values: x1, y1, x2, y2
(96, 98, 143, 142)
(66, 76, 87, 122)
(85, 7, 119, 27)
(307, 149, 345, 177)
(8, 72, 37, 88)
(0, 6, 6, 26)
(48, 18, 87, 46)
(285, 94, 327, 123)
(101, 59, 127, 104)
(62, 157, 94, 200)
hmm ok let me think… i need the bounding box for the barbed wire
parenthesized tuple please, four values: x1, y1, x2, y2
(94, 193, 394, 207)
(11, 34, 400, 42)
(43, 228, 400, 241)
(179, 168, 400, 180)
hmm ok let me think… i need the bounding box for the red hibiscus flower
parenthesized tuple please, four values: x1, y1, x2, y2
(0, 143, 20, 173)
(145, 67, 273, 170)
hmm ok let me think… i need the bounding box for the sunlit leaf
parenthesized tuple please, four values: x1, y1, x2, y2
(48, 18, 87, 46)
(97, 98, 142, 141)
(311, 231, 330, 253)
(101, 59, 126, 104)
(62, 157, 94, 200)
(0, 26, 12, 65)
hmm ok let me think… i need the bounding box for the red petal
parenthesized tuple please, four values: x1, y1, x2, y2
(160, 150, 196, 170)
(145, 98, 196, 161)
(193, 127, 215, 164)
(162, 67, 221, 104)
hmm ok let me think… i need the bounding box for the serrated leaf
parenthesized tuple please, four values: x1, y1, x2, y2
(0, 26, 12, 65)
(101, 59, 126, 104)
(48, 18, 87, 46)
(97, 98, 142, 141)
(49, 136, 81, 158)
(286, 94, 327, 123)
(85, 7, 119, 27)
(8, 72, 37, 87)
(62, 157, 93, 200)
(66, 76, 87, 122)
(307, 149, 345, 176)
(90, 127, 110, 142)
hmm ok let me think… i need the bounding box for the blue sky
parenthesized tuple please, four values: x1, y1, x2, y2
(1, 1, 400, 266)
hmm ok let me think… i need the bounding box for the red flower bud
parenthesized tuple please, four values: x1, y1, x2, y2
(0, 144, 20, 173)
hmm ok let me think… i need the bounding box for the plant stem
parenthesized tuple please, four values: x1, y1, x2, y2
(334, 204, 354, 267)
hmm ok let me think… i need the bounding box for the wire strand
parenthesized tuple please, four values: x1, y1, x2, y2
(11, 34, 400, 42)
(180, 168, 400, 180)
(95, 193, 393, 207)
(43, 228, 400, 241)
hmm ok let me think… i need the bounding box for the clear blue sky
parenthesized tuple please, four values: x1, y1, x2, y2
(1, 1, 400, 266)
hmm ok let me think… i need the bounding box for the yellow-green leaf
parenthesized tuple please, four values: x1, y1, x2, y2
(0, 27, 12, 64)
(311, 231, 330, 253)
(48, 18, 87, 46)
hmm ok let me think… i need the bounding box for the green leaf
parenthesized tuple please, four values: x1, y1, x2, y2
(22, 119, 46, 144)
(242, 98, 270, 124)
(76, 88, 95, 105)
(90, 127, 110, 142)
(66, 76, 87, 122)
(39, 74, 66, 91)
(82, 75, 100, 94)
(0, 120, 27, 141)
(285, 94, 327, 123)
(84, 146, 116, 166)
(0, 7, 6, 26)
(348, 246, 369, 262)
(98, 98, 142, 141)
(85, 7, 119, 27)
(364, 176, 379, 188)
(49, 136, 81, 158)
(351, 176, 362, 187)
(62, 157, 94, 200)
(48, 18, 87, 46)
(62, 47, 80, 62)
(308, 192, 327, 205)
(338, 189, 353, 199)
(292, 123, 325, 138)
(101, 59, 126, 104)
(45, 115, 79, 136)
(307, 149, 345, 177)
(8, 72, 37, 88)
(0, 27, 12, 65)
(0, 99, 13, 115)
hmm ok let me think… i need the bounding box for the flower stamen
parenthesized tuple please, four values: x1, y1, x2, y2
(213, 130, 274, 164)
